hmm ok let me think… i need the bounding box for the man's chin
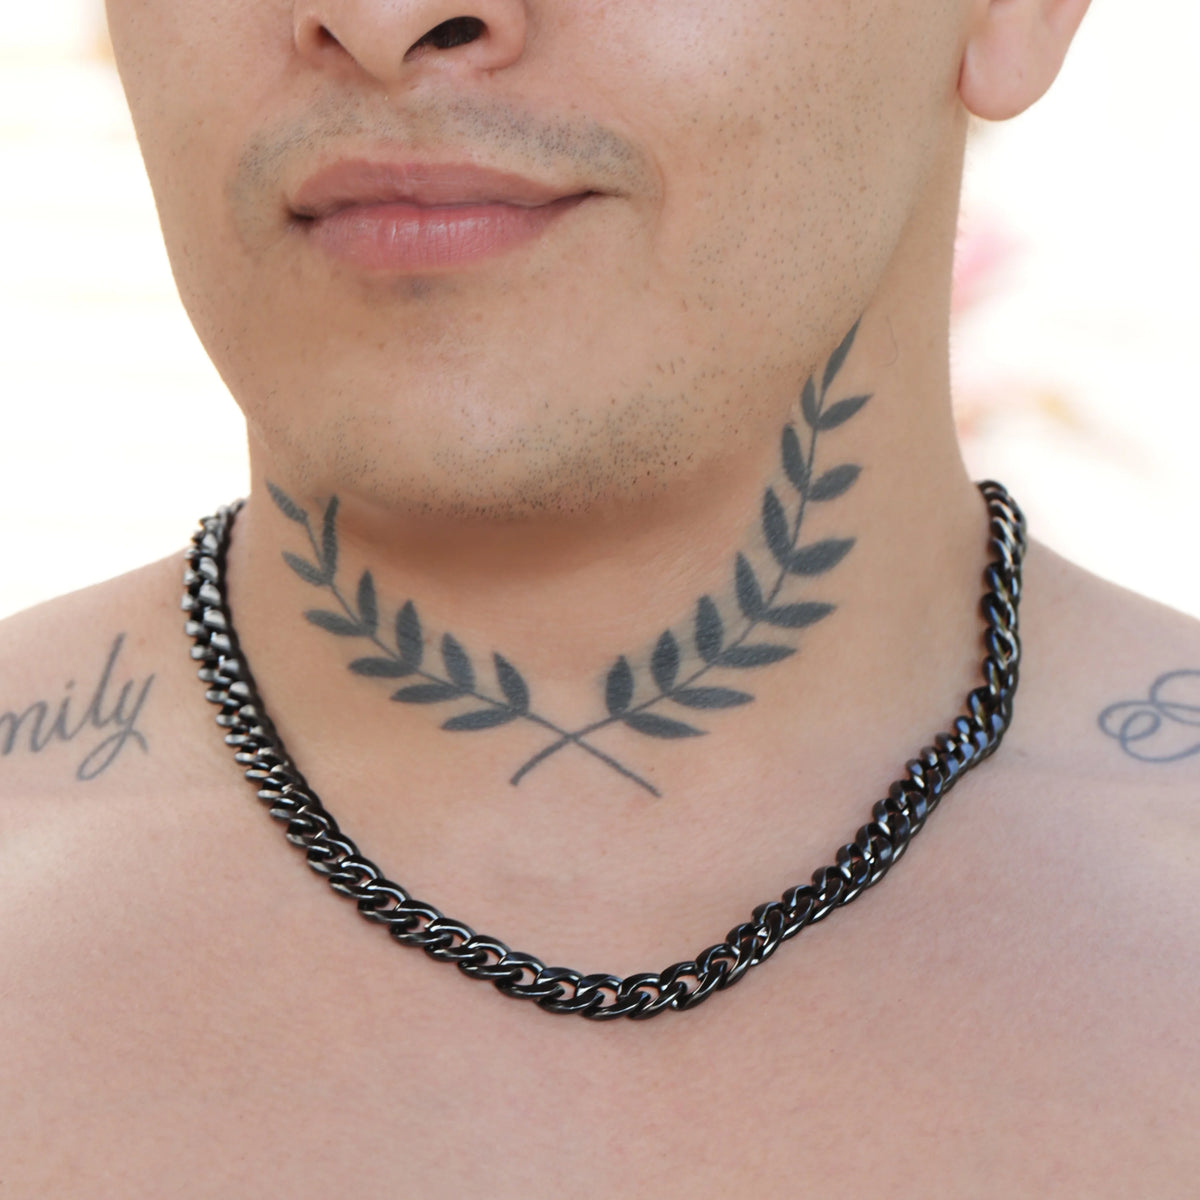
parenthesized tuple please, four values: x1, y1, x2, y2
(337, 454, 679, 524)
(245, 386, 720, 524)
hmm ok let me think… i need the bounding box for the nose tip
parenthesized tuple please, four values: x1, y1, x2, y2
(294, 2, 529, 86)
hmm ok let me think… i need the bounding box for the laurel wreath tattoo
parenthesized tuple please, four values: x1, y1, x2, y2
(270, 320, 870, 797)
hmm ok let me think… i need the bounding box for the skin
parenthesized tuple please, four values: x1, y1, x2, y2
(110, 0, 961, 518)
(99, 0, 1015, 770)
(3, 0, 1199, 1194)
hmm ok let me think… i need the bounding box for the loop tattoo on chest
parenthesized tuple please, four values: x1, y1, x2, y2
(1098, 670, 1200, 763)
(267, 321, 871, 798)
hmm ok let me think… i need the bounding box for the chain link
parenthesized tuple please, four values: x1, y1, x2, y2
(182, 480, 1025, 1020)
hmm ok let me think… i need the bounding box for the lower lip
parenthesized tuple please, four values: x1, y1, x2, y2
(301, 195, 590, 272)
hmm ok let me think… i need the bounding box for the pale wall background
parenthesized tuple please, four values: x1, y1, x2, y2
(1, 2, 1198, 618)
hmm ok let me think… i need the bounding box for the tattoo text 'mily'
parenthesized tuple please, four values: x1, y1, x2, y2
(0, 634, 154, 781)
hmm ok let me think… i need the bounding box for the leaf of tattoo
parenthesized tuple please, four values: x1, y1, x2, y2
(735, 554, 766, 620)
(268, 481, 308, 524)
(306, 610, 363, 637)
(623, 712, 704, 739)
(651, 631, 681, 693)
(350, 657, 414, 678)
(393, 683, 462, 704)
(760, 602, 835, 629)
(822, 319, 859, 395)
(716, 645, 795, 668)
(694, 596, 725, 664)
(320, 497, 340, 577)
(356, 571, 379, 636)
(781, 425, 809, 494)
(396, 601, 424, 668)
(788, 539, 855, 576)
(443, 709, 520, 732)
(818, 395, 870, 431)
(762, 488, 794, 569)
(808, 464, 861, 502)
(284, 553, 328, 587)
(441, 634, 475, 691)
(672, 686, 754, 709)
(606, 657, 635, 716)
(494, 654, 530, 713)
(801, 377, 820, 430)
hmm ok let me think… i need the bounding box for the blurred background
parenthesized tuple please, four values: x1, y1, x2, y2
(1, 1, 1198, 619)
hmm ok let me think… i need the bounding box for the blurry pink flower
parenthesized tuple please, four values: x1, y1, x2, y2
(952, 216, 1020, 317)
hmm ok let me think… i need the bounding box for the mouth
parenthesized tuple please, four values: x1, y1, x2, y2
(289, 159, 598, 272)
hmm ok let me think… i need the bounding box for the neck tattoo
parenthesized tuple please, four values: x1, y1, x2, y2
(268, 321, 872, 798)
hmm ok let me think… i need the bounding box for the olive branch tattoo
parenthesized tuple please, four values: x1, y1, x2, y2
(270, 320, 870, 797)
(267, 482, 661, 793)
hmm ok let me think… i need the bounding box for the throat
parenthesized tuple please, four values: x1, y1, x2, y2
(209, 319, 996, 811)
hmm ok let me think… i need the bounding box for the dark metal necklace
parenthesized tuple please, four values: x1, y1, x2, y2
(183, 479, 1025, 1020)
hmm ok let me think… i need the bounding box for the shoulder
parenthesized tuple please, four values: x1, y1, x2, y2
(978, 536, 1200, 957)
(964, 537, 1200, 958)
(0, 554, 180, 678)
(0, 552, 244, 1003)
(1014, 537, 1200, 777)
(0, 554, 200, 805)
(919, 541, 1200, 1152)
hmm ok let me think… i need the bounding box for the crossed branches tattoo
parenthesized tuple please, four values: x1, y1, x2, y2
(270, 321, 870, 796)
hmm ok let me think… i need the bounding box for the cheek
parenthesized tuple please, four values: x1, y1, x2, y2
(106, 1, 287, 293)
(103, 0, 962, 467)
(610, 1, 962, 355)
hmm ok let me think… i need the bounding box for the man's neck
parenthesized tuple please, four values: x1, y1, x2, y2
(221, 306, 990, 840)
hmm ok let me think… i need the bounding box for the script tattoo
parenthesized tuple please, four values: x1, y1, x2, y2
(1098, 670, 1200, 763)
(273, 321, 869, 796)
(0, 634, 155, 781)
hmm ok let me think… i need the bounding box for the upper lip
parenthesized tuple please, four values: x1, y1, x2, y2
(290, 159, 592, 217)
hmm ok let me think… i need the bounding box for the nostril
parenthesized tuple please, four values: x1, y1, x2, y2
(314, 23, 342, 49)
(406, 16, 486, 57)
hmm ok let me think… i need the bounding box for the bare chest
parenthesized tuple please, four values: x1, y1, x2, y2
(5, 795, 1197, 1200)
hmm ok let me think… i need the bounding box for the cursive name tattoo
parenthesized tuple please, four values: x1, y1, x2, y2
(0, 634, 156, 781)
(1098, 670, 1200, 764)
(272, 321, 870, 797)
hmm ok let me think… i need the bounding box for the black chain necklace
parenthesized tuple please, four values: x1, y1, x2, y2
(183, 480, 1025, 1021)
